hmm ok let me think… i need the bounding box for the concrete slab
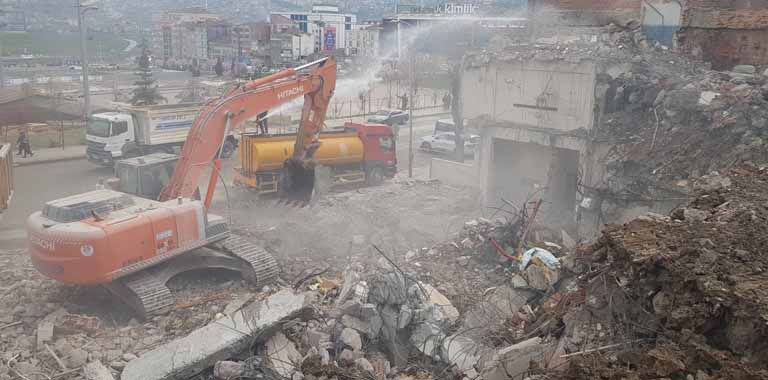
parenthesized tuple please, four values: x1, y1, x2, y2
(83, 360, 115, 380)
(121, 289, 309, 380)
(264, 332, 302, 378)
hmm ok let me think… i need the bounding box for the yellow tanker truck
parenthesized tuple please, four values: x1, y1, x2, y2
(234, 122, 397, 194)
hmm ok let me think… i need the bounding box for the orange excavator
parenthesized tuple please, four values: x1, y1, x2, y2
(26, 57, 337, 317)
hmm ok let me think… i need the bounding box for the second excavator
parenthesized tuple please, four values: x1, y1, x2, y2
(26, 57, 337, 317)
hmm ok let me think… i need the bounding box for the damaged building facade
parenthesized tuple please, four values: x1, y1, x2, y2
(456, 50, 690, 237)
(460, 56, 599, 235)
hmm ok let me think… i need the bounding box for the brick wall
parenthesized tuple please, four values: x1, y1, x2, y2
(684, 0, 768, 10)
(679, 28, 768, 69)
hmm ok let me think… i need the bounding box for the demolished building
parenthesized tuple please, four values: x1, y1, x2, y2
(432, 21, 768, 238)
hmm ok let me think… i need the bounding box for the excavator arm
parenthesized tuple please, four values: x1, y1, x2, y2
(159, 57, 337, 205)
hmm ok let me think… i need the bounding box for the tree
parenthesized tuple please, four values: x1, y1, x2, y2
(130, 43, 165, 106)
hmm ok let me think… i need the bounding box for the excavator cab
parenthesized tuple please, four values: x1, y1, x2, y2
(109, 153, 179, 200)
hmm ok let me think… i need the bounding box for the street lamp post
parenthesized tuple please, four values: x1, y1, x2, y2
(76, 0, 97, 120)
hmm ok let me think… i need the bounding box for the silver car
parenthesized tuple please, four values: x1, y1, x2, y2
(419, 132, 479, 156)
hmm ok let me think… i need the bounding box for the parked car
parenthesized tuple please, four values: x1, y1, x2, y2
(368, 109, 409, 126)
(419, 132, 480, 156)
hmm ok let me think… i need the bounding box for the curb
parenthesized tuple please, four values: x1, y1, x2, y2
(14, 154, 87, 167)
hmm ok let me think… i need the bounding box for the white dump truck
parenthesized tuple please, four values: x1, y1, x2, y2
(86, 103, 238, 166)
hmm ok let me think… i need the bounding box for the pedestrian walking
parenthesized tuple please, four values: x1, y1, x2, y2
(443, 92, 452, 111)
(399, 94, 408, 110)
(16, 130, 33, 158)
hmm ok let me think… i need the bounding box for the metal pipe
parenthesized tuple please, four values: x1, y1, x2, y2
(77, 0, 91, 119)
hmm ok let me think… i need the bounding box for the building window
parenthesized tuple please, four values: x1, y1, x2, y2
(345, 23, 351, 30)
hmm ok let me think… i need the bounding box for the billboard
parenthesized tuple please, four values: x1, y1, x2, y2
(324, 26, 337, 51)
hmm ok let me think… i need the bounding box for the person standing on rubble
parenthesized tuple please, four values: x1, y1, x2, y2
(258, 111, 269, 135)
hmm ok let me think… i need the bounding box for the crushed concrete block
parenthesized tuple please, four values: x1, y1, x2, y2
(341, 314, 382, 339)
(122, 353, 138, 362)
(336, 269, 361, 307)
(355, 357, 375, 374)
(683, 208, 708, 222)
(480, 337, 550, 380)
(305, 329, 331, 350)
(511, 274, 528, 288)
(265, 332, 302, 378)
(214, 361, 244, 380)
(339, 349, 355, 364)
(83, 360, 116, 380)
(698, 91, 719, 105)
(397, 306, 413, 329)
(65, 348, 89, 368)
(36, 320, 54, 348)
(421, 283, 459, 323)
(442, 334, 493, 373)
(733, 65, 757, 75)
(320, 348, 331, 365)
(464, 286, 535, 331)
(340, 328, 363, 351)
(122, 289, 309, 380)
(292, 372, 305, 380)
(410, 322, 444, 359)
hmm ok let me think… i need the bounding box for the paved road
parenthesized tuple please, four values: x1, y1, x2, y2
(0, 116, 459, 249)
(0, 159, 113, 247)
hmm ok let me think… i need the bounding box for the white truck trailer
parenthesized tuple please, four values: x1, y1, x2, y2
(85, 103, 238, 166)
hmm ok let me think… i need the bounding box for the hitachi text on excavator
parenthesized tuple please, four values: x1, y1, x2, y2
(26, 57, 337, 317)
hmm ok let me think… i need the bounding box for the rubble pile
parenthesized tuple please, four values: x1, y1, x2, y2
(548, 165, 768, 379)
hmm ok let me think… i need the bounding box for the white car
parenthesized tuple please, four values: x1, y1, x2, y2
(419, 132, 479, 156)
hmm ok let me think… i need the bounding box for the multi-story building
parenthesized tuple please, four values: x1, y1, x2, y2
(152, 8, 222, 64)
(351, 22, 382, 57)
(271, 4, 358, 55)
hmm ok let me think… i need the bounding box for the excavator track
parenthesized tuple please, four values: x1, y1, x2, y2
(106, 234, 279, 319)
(218, 234, 280, 289)
(106, 270, 175, 318)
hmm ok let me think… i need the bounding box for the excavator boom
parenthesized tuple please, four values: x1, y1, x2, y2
(159, 57, 337, 204)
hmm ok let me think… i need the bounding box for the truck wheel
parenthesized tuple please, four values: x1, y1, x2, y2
(421, 142, 432, 151)
(366, 167, 384, 186)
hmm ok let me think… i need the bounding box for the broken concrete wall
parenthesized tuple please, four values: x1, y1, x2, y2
(528, 0, 642, 26)
(462, 59, 597, 132)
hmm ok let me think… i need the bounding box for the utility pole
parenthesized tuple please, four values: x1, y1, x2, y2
(408, 51, 415, 178)
(76, 0, 93, 120)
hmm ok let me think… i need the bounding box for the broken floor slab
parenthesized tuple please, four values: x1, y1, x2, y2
(121, 289, 310, 380)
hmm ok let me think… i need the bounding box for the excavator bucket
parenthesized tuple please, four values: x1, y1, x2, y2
(280, 157, 316, 205)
